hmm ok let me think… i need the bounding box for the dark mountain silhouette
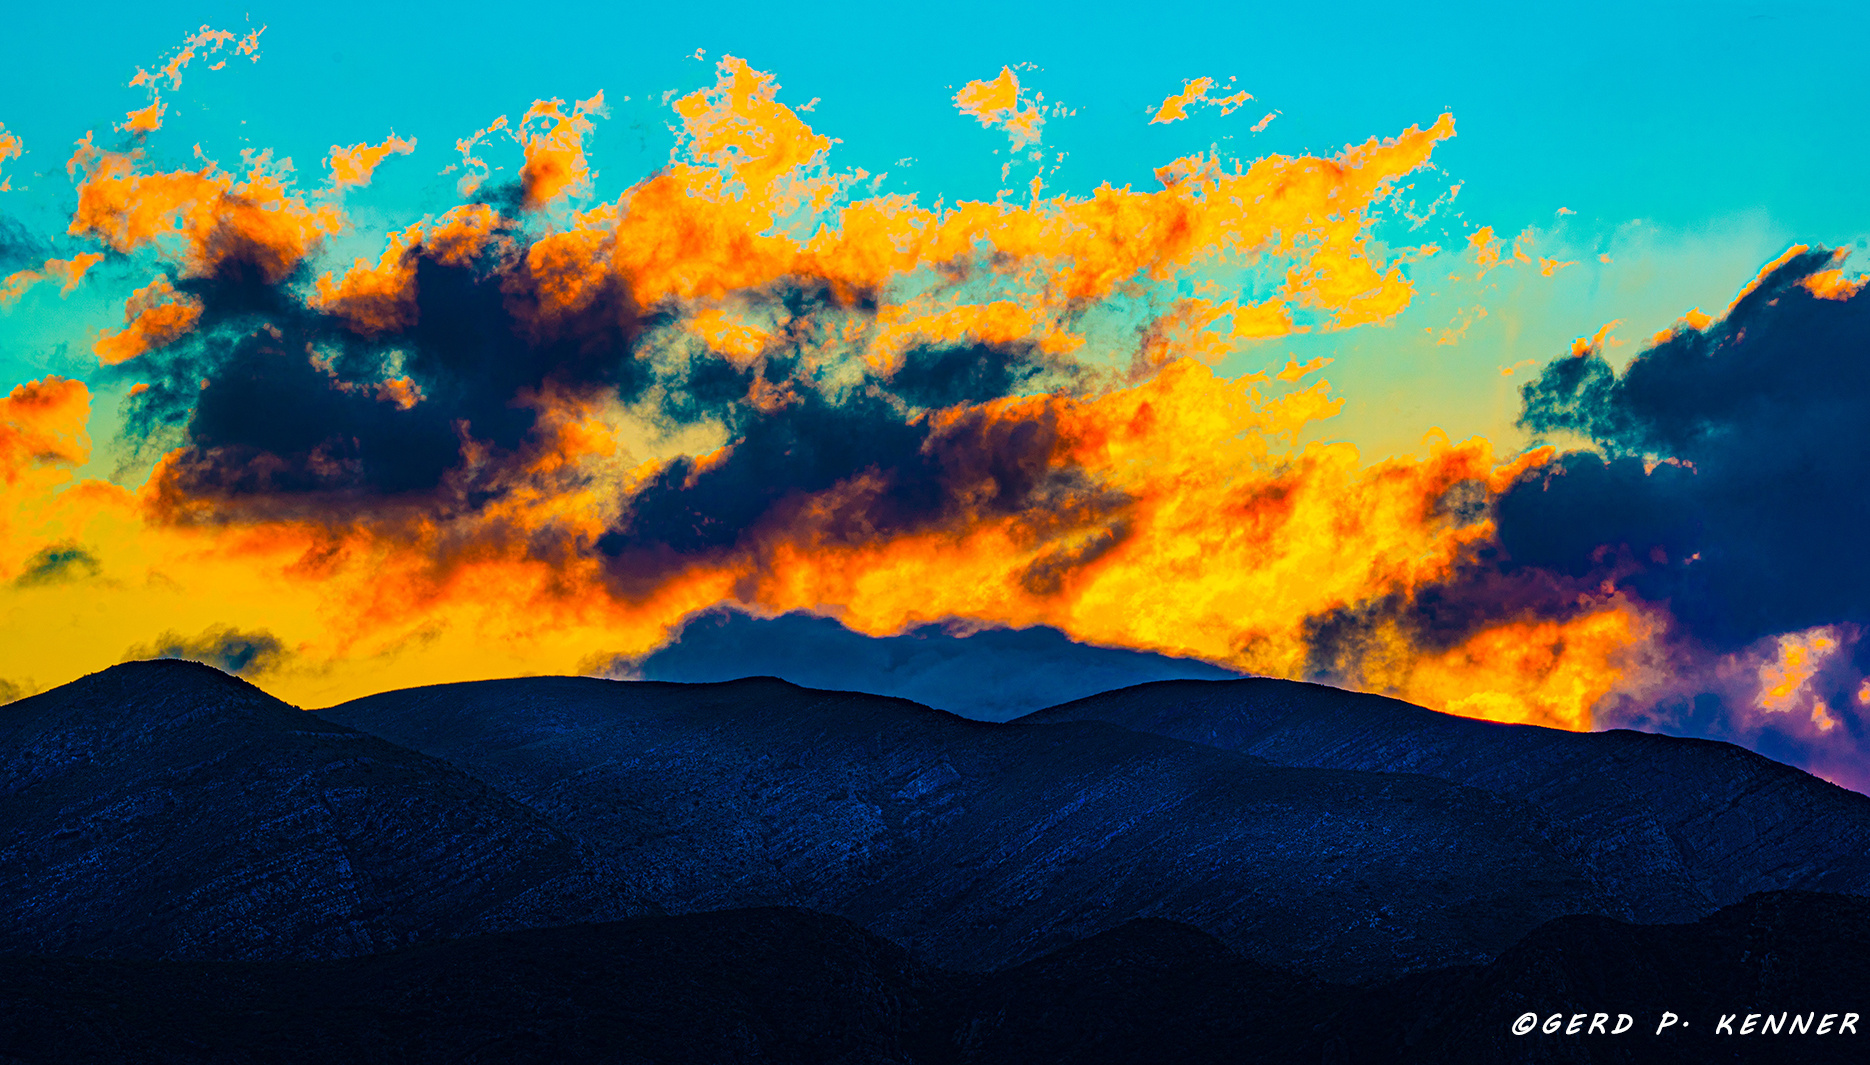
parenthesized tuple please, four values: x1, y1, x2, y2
(1023, 678, 1870, 923)
(0, 661, 650, 961)
(1, 891, 1864, 1064)
(319, 674, 1612, 980)
(1357, 889, 1870, 1064)
(9, 659, 1870, 1061)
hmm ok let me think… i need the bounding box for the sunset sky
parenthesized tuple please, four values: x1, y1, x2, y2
(5, 3, 1870, 788)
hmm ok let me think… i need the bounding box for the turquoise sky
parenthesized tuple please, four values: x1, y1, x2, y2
(5, 1, 1868, 463)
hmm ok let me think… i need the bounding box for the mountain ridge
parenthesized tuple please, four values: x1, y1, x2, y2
(8, 659, 1867, 991)
(318, 671, 1619, 979)
(1020, 676, 1870, 921)
(0, 660, 652, 961)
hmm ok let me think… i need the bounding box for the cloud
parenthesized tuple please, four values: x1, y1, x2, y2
(0, 123, 22, 190)
(119, 24, 264, 135)
(8, 41, 1869, 792)
(1149, 76, 1252, 125)
(81, 56, 1458, 653)
(126, 626, 291, 676)
(610, 607, 1238, 721)
(326, 133, 417, 190)
(953, 66, 1046, 150)
(13, 542, 101, 586)
(1231, 244, 1870, 782)
(1507, 245, 1870, 652)
(8, 50, 1587, 734)
(1310, 245, 1870, 786)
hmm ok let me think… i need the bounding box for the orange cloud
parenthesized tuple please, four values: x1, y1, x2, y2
(1570, 319, 1620, 358)
(9, 53, 1634, 736)
(0, 254, 106, 308)
(0, 123, 20, 190)
(723, 365, 1563, 699)
(68, 144, 343, 285)
(118, 100, 166, 134)
(1801, 264, 1867, 301)
(316, 203, 505, 336)
(327, 133, 417, 189)
(1391, 606, 1659, 731)
(954, 66, 1046, 150)
(120, 25, 265, 134)
(520, 93, 606, 208)
(689, 307, 774, 366)
(439, 91, 607, 207)
(1149, 76, 1253, 124)
(93, 277, 204, 365)
(1, 377, 95, 578)
(1, 377, 90, 483)
(495, 56, 1452, 348)
(1465, 225, 1533, 276)
(1752, 626, 1846, 718)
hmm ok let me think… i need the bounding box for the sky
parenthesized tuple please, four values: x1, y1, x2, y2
(4, 3, 1870, 788)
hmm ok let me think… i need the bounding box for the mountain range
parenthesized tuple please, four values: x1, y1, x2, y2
(3, 659, 1867, 1061)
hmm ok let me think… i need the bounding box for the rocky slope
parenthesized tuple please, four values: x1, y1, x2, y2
(0, 661, 648, 961)
(1023, 677, 1870, 922)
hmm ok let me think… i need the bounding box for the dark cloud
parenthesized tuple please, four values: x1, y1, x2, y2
(888, 341, 1056, 408)
(596, 381, 1129, 596)
(1286, 246, 1870, 787)
(152, 325, 470, 500)
(127, 626, 291, 677)
(1307, 246, 1870, 680)
(1504, 246, 1870, 652)
(616, 607, 1239, 721)
(1281, 246, 1870, 787)
(120, 222, 1115, 602)
(133, 239, 650, 513)
(13, 542, 101, 586)
(0, 678, 26, 705)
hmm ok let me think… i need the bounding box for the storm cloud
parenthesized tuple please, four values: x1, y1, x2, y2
(1504, 247, 1870, 653)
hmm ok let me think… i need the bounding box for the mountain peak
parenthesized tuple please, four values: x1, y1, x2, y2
(0, 662, 647, 962)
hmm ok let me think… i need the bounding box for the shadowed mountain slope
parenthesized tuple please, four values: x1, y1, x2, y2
(1022, 677, 1870, 922)
(0, 661, 649, 961)
(1362, 889, 1870, 1064)
(320, 675, 1613, 980)
(1, 892, 1864, 1064)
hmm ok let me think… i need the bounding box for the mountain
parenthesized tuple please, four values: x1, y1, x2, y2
(2, 892, 1864, 1064)
(1023, 677, 1870, 923)
(1355, 889, 1870, 1064)
(15, 660, 1866, 996)
(0, 907, 938, 1065)
(0, 661, 648, 961)
(319, 675, 1613, 980)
